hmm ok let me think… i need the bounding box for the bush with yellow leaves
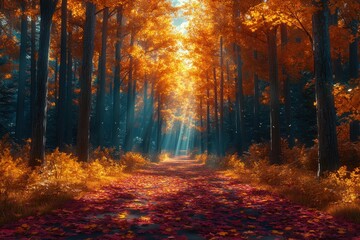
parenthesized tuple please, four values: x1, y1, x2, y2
(0, 148, 31, 205)
(120, 152, 149, 172)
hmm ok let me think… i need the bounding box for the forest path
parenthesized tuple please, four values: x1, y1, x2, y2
(1, 157, 360, 239)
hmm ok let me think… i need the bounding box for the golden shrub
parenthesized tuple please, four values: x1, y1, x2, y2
(120, 152, 149, 172)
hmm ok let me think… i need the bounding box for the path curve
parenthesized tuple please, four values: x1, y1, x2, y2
(1, 157, 360, 239)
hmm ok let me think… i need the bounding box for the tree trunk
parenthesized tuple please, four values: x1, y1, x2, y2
(200, 97, 204, 154)
(113, 7, 123, 149)
(235, 44, 246, 154)
(142, 83, 154, 154)
(77, 2, 96, 162)
(226, 61, 234, 144)
(253, 51, 260, 143)
(156, 92, 162, 154)
(65, 11, 73, 145)
(206, 73, 211, 153)
(213, 67, 220, 156)
(30, 0, 58, 167)
(312, 0, 339, 175)
(349, 20, 359, 142)
(30, 0, 37, 138)
(95, 7, 109, 147)
(219, 37, 225, 156)
(281, 24, 294, 147)
(124, 33, 135, 152)
(268, 27, 282, 165)
(56, 0, 67, 149)
(15, 1, 28, 140)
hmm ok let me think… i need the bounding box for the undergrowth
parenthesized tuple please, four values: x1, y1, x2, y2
(0, 138, 149, 226)
(199, 138, 360, 224)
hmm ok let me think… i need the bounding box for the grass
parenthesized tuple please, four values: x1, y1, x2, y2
(0, 140, 150, 226)
(198, 140, 360, 224)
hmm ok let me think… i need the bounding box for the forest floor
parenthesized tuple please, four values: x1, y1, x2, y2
(1, 157, 360, 239)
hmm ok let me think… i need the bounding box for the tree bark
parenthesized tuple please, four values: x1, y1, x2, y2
(124, 33, 135, 152)
(113, 7, 123, 149)
(219, 37, 225, 156)
(156, 92, 162, 154)
(77, 2, 96, 162)
(268, 27, 282, 165)
(95, 7, 109, 147)
(65, 11, 73, 145)
(30, 0, 37, 138)
(30, 0, 58, 167)
(253, 51, 260, 143)
(206, 73, 211, 153)
(56, 0, 68, 149)
(15, 1, 28, 140)
(281, 24, 294, 147)
(312, 0, 339, 175)
(213, 67, 220, 156)
(235, 44, 246, 154)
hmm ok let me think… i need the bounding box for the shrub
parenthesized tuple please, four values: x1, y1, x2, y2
(120, 152, 149, 172)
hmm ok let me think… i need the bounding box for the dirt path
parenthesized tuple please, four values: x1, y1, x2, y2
(1, 157, 360, 239)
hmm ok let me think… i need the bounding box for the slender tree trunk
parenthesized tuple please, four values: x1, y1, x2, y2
(15, 1, 28, 140)
(30, 0, 58, 167)
(253, 51, 260, 143)
(124, 33, 136, 152)
(312, 0, 339, 175)
(65, 11, 73, 145)
(56, 0, 67, 149)
(200, 97, 204, 154)
(156, 92, 162, 154)
(95, 7, 109, 147)
(226, 61, 234, 144)
(30, 0, 37, 138)
(113, 7, 123, 149)
(281, 24, 294, 147)
(349, 20, 359, 142)
(77, 2, 96, 162)
(142, 83, 154, 154)
(213, 67, 220, 156)
(219, 37, 225, 156)
(54, 57, 59, 101)
(235, 44, 246, 153)
(268, 27, 282, 165)
(206, 73, 211, 153)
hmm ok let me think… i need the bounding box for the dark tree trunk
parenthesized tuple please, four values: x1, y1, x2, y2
(54, 57, 59, 101)
(95, 7, 109, 147)
(15, 1, 28, 140)
(213, 67, 220, 156)
(113, 7, 123, 149)
(30, 0, 58, 167)
(156, 92, 162, 154)
(200, 97, 204, 154)
(281, 24, 294, 148)
(56, 0, 68, 149)
(142, 83, 154, 154)
(65, 11, 73, 145)
(349, 20, 359, 142)
(206, 73, 211, 153)
(226, 60, 235, 144)
(124, 33, 135, 152)
(30, 0, 37, 138)
(253, 51, 260, 143)
(312, 0, 339, 175)
(267, 27, 282, 165)
(219, 37, 225, 156)
(77, 2, 96, 162)
(235, 44, 246, 154)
